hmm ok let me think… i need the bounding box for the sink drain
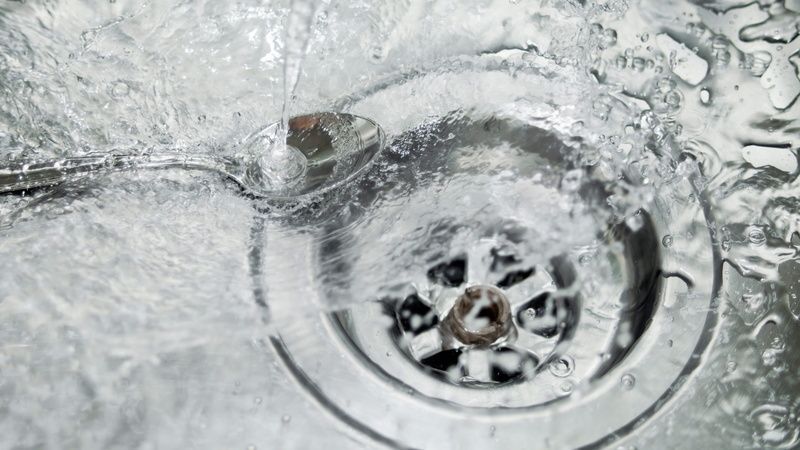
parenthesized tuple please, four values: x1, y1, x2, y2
(263, 60, 719, 449)
(387, 251, 580, 386)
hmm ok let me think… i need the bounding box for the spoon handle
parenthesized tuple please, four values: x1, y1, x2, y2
(0, 153, 231, 194)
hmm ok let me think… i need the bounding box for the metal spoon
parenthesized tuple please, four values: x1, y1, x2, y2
(0, 112, 384, 200)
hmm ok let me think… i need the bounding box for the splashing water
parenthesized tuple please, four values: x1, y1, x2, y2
(0, 0, 799, 448)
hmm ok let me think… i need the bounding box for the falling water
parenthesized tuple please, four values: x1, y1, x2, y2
(247, 0, 320, 191)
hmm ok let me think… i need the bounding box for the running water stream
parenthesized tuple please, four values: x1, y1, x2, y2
(245, 0, 320, 192)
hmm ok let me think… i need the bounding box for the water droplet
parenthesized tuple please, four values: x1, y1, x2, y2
(750, 404, 800, 448)
(620, 373, 636, 390)
(699, 88, 712, 105)
(657, 77, 676, 94)
(664, 90, 682, 109)
(626, 214, 644, 232)
(662, 235, 674, 247)
(748, 51, 772, 77)
(761, 348, 779, 366)
(549, 355, 575, 377)
(254, 396, 262, 405)
(578, 253, 593, 266)
(110, 81, 130, 98)
(601, 29, 618, 49)
(560, 380, 575, 394)
(281, 414, 292, 423)
(524, 308, 536, 319)
(714, 49, 731, 66)
(370, 45, 387, 63)
(747, 226, 767, 246)
(726, 361, 737, 372)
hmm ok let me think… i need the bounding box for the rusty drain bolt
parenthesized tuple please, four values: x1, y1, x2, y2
(443, 285, 513, 347)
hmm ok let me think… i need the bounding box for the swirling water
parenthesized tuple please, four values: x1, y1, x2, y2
(0, 0, 799, 448)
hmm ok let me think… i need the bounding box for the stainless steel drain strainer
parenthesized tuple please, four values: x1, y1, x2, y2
(263, 110, 719, 448)
(253, 52, 722, 449)
(363, 247, 580, 387)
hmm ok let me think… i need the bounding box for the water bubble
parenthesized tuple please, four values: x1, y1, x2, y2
(750, 404, 800, 448)
(746, 226, 767, 246)
(281, 414, 292, 423)
(110, 81, 130, 98)
(560, 380, 575, 394)
(664, 90, 682, 109)
(726, 361, 737, 372)
(549, 356, 575, 377)
(620, 373, 636, 390)
(714, 49, 731, 66)
(254, 396, 263, 405)
(578, 252, 593, 266)
(748, 51, 772, 77)
(699, 88, 712, 104)
(601, 29, 618, 49)
(369, 45, 387, 63)
(640, 33, 650, 42)
(657, 77, 677, 94)
(626, 214, 644, 232)
(592, 98, 612, 120)
(662, 235, 674, 247)
(761, 348, 779, 366)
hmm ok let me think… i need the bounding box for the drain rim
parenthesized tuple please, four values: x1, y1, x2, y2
(265, 153, 718, 450)
(268, 194, 718, 449)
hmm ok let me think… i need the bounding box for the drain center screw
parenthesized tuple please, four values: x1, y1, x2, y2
(443, 285, 513, 346)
